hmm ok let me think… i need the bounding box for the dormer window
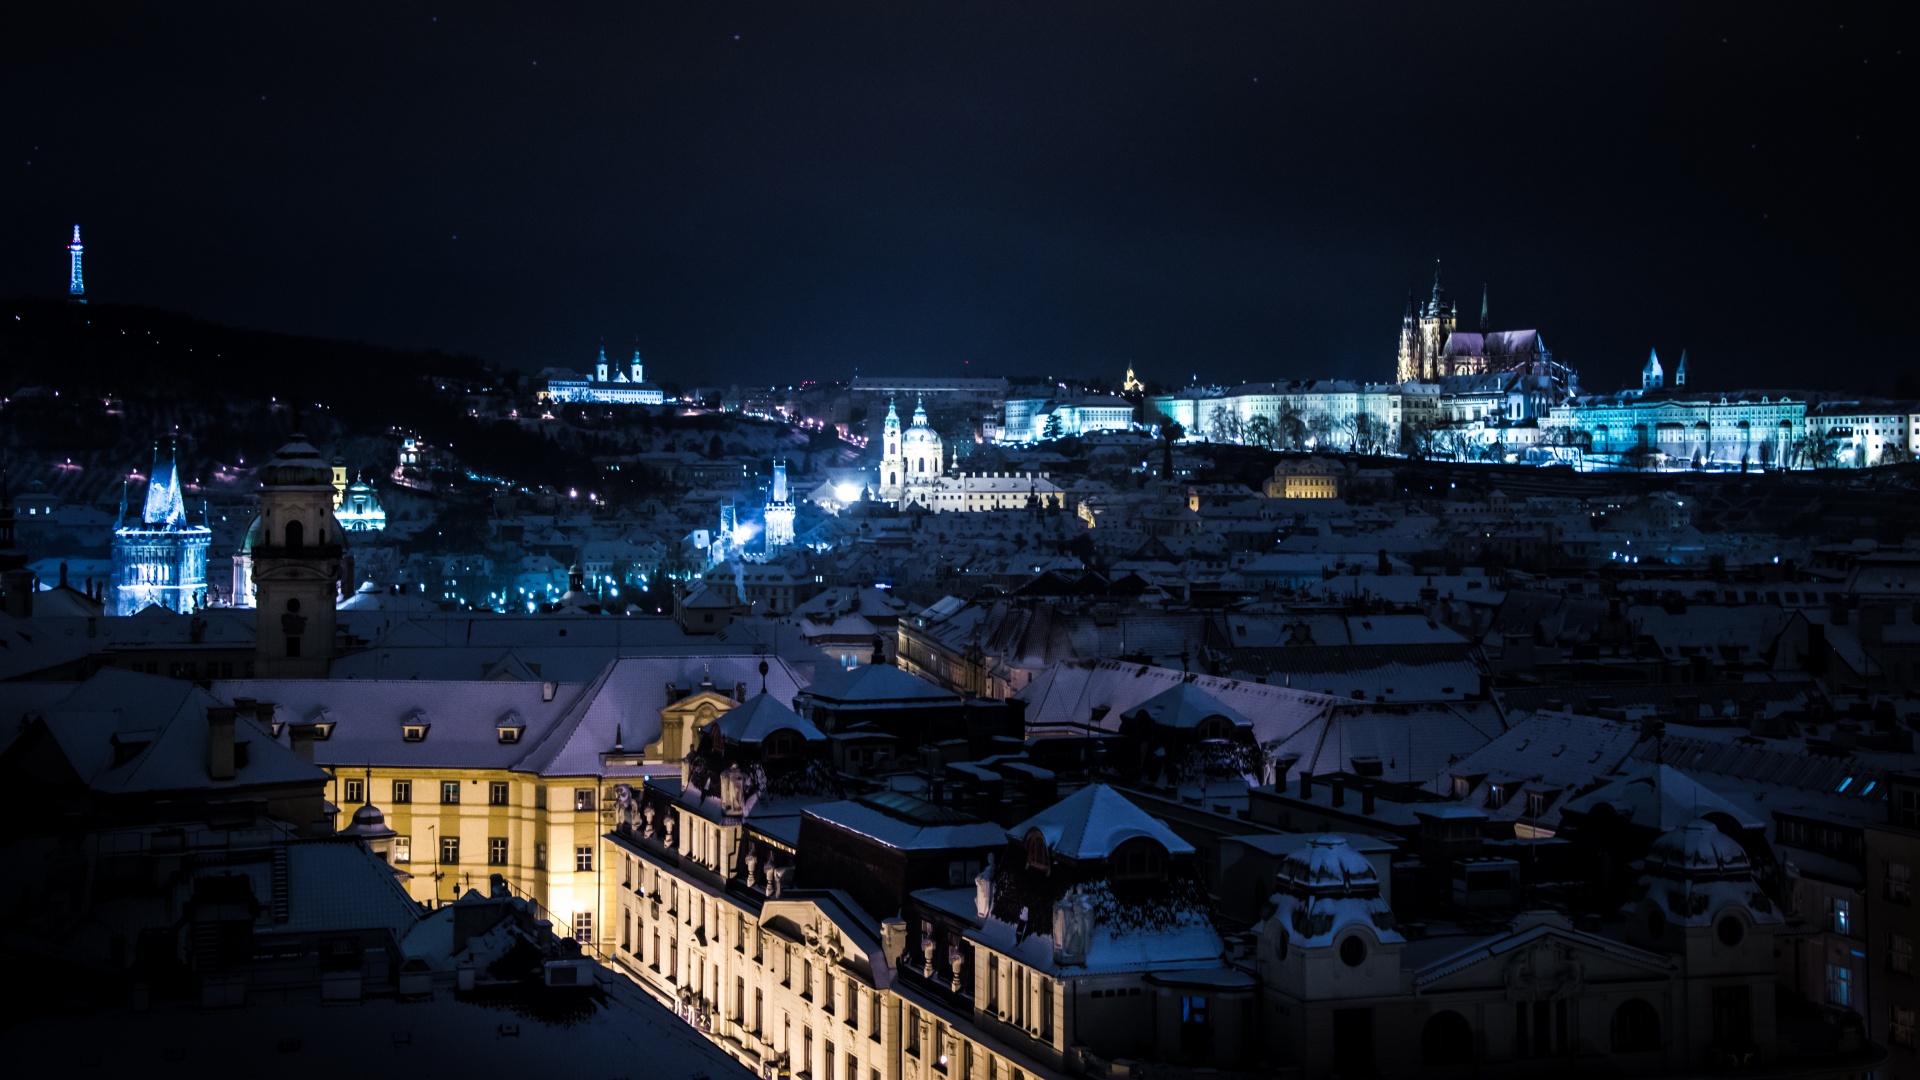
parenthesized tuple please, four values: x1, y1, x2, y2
(1111, 838, 1166, 882)
(402, 709, 429, 743)
(498, 710, 525, 744)
(498, 726, 521, 744)
(1026, 829, 1050, 872)
(312, 722, 334, 740)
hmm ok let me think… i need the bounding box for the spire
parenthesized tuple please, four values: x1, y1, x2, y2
(1479, 283, 1490, 334)
(67, 224, 86, 302)
(1674, 349, 1689, 388)
(912, 395, 928, 425)
(1642, 348, 1664, 391)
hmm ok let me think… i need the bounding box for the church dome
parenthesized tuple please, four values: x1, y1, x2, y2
(1646, 818, 1750, 881)
(259, 437, 334, 488)
(240, 513, 262, 553)
(901, 399, 941, 446)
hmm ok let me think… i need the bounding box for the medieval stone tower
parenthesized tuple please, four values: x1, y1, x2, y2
(248, 437, 345, 678)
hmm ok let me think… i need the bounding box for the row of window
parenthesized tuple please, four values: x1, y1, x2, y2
(392, 835, 593, 871)
(339, 777, 599, 811)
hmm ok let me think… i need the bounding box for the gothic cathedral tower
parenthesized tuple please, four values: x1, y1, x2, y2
(879, 399, 904, 503)
(248, 438, 346, 678)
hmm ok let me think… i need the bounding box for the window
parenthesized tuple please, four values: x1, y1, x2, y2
(1892, 1006, 1915, 1049)
(824, 971, 836, 1014)
(440, 836, 460, 864)
(573, 911, 593, 943)
(1111, 838, 1165, 882)
(343, 777, 365, 804)
(931, 1025, 945, 1071)
(1525, 790, 1548, 818)
(1892, 934, 1913, 975)
(1830, 897, 1852, 935)
(870, 990, 882, 1041)
(1421, 1010, 1474, 1066)
(826, 1041, 837, 1080)
(393, 836, 411, 863)
(488, 837, 508, 866)
(1611, 998, 1661, 1053)
(1889, 861, 1913, 904)
(1180, 995, 1213, 1056)
(575, 787, 597, 811)
(441, 780, 460, 805)
(1339, 935, 1368, 967)
(391, 779, 411, 804)
(489, 781, 509, 806)
(534, 841, 547, 870)
(575, 845, 594, 872)
(1827, 963, 1853, 1007)
(1025, 829, 1050, 871)
(906, 1007, 921, 1055)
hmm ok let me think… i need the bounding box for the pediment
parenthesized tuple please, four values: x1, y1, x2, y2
(1415, 924, 1670, 997)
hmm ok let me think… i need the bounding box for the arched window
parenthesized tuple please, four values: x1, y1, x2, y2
(1421, 1010, 1474, 1066)
(762, 728, 801, 761)
(1026, 829, 1050, 872)
(1611, 998, 1661, 1053)
(1111, 838, 1165, 882)
(284, 519, 304, 549)
(1195, 716, 1235, 742)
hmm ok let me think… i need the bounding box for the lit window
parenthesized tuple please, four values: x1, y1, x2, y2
(1826, 963, 1852, 1006)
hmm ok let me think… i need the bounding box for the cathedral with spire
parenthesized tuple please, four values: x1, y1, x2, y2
(1395, 265, 1562, 385)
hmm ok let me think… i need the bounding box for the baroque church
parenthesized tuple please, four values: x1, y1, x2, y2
(878, 398, 1065, 513)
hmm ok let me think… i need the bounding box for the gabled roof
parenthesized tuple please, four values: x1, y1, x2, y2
(1122, 682, 1252, 731)
(801, 663, 958, 707)
(1009, 784, 1193, 859)
(712, 693, 824, 744)
(19, 670, 325, 794)
(1559, 762, 1765, 832)
(515, 655, 807, 777)
(211, 678, 583, 771)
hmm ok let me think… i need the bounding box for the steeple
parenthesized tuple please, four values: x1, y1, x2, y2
(630, 345, 644, 384)
(67, 225, 86, 303)
(1674, 349, 1688, 388)
(1479, 283, 1490, 334)
(595, 345, 609, 383)
(1642, 348, 1665, 391)
(912, 395, 929, 426)
(142, 439, 187, 528)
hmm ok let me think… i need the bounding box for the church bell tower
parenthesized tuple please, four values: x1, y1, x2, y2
(249, 437, 345, 678)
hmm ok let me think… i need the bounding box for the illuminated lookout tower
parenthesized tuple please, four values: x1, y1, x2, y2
(764, 460, 795, 551)
(68, 225, 86, 303)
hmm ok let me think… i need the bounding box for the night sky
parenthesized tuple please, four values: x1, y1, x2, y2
(4, 3, 1911, 392)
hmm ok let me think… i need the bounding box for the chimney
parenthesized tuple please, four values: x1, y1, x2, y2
(1299, 772, 1313, 799)
(287, 722, 316, 765)
(1330, 777, 1346, 808)
(1362, 788, 1377, 815)
(207, 706, 237, 781)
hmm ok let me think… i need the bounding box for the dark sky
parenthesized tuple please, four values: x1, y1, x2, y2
(4, 3, 1911, 392)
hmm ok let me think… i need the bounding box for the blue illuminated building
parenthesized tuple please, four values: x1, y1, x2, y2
(111, 442, 211, 616)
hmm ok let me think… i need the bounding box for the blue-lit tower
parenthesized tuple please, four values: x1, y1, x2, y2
(68, 225, 86, 303)
(111, 440, 212, 616)
(764, 460, 795, 551)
